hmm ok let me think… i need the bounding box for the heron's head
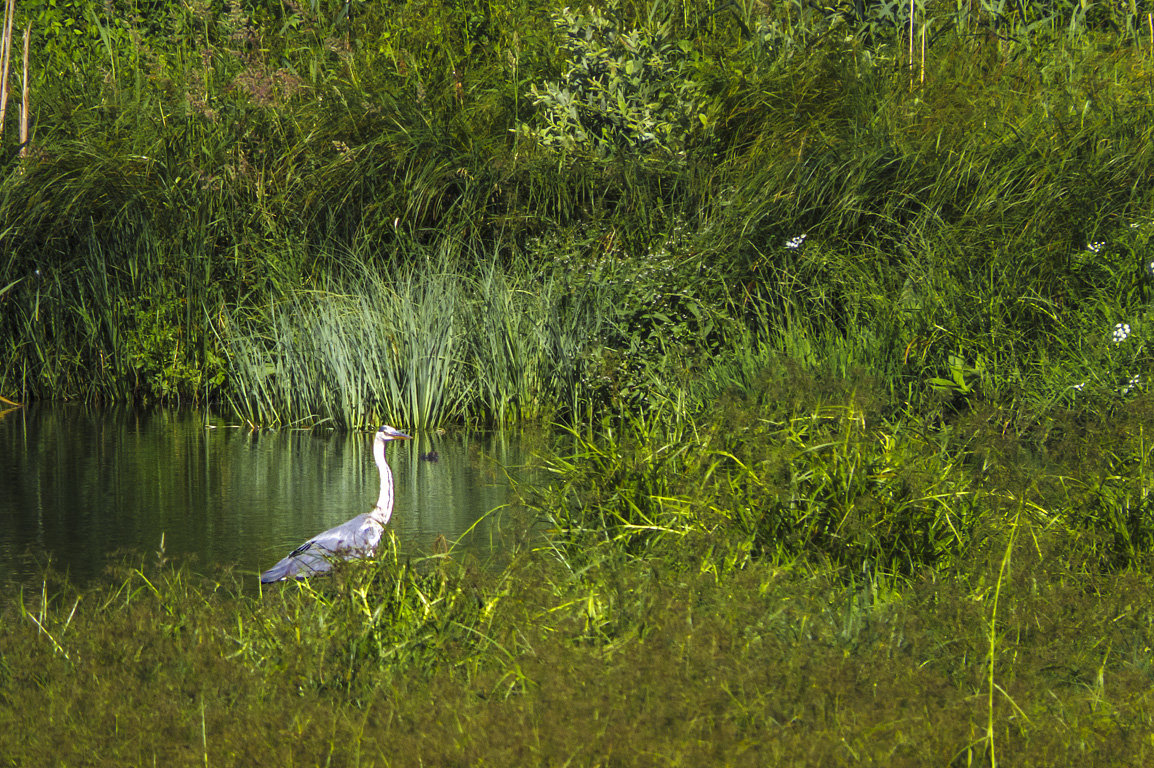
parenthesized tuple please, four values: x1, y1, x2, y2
(376, 425, 412, 442)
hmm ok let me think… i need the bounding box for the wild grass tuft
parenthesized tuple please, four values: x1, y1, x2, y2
(223, 243, 613, 429)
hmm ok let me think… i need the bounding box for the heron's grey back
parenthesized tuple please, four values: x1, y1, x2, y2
(260, 512, 384, 583)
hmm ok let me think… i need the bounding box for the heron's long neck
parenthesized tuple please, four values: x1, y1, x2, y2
(372, 437, 395, 524)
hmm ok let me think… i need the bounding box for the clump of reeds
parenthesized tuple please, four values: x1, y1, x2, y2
(223, 243, 614, 429)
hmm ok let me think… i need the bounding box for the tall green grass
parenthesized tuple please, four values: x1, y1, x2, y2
(223, 243, 615, 429)
(531, 398, 992, 576)
(1, 0, 1154, 434)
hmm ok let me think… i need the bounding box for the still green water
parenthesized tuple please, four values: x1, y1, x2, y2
(0, 405, 521, 583)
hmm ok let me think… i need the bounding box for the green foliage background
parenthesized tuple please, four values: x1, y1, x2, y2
(8, 3, 1154, 762)
(0, 0, 1150, 430)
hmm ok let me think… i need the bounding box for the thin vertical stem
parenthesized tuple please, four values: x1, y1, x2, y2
(18, 20, 27, 155)
(909, 0, 915, 88)
(0, 0, 14, 138)
(986, 496, 1025, 768)
(920, 23, 926, 84)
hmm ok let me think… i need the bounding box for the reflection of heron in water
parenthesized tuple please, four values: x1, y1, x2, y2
(260, 425, 411, 583)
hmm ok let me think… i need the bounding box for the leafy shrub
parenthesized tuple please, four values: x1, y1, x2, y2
(519, 3, 706, 162)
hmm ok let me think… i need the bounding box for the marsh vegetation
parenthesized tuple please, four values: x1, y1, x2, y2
(4, 0, 1154, 763)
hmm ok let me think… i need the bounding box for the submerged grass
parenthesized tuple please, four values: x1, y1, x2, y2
(8, 373, 1154, 762)
(7, 522, 1154, 765)
(11, 373, 1152, 763)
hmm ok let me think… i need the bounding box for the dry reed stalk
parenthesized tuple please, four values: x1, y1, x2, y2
(908, 0, 915, 88)
(920, 23, 926, 85)
(1148, 13, 1152, 56)
(18, 20, 26, 155)
(0, 0, 14, 138)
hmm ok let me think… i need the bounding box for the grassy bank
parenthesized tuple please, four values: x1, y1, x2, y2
(1, 0, 1153, 429)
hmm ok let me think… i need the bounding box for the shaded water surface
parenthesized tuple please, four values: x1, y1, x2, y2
(0, 405, 522, 584)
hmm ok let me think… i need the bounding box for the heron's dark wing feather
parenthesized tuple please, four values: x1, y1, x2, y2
(289, 540, 314, 557)
(260, 513, 382, 584)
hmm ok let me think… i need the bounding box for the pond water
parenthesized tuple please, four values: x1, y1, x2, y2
(0, 405, 524, 585)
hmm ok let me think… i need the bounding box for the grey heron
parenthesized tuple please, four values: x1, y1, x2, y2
(259, 424, 412, 583)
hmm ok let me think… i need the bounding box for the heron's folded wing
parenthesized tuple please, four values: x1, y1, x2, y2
(260, 514, 381, 583)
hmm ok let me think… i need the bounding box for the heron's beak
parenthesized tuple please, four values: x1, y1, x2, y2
(377, 425, 412, 441)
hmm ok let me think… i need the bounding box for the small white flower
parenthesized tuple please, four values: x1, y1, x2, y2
(1073, 382, 1086, 392)
(1087, 241, 1105, 253)
(1113, 322, 1132, 343)
(1123, 374, 1142, 395)
(785, 234, 807, 250)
